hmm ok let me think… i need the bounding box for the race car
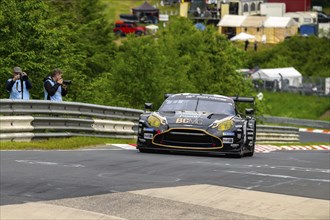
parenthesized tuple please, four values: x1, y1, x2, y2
(137, 93, 256, 158)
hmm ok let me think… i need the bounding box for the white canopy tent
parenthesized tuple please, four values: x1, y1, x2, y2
(263, 17, 297, 28)
(146, 24, 159, 35)
(217, 15, 246, 27)
(230, 32, 255, 41)
(251, 67, 302, 88)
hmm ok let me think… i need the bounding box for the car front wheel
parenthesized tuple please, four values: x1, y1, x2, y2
(138, 148, 152, 153)
(245, 145, 254, 157)
(231, 144, 244, 158)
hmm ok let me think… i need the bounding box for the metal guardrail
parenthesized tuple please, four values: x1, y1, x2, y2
(0, 99, 143, 141)
(262, 116, 330, 129)
(0, 99, 142, 120)
(256, 125, 299, 143)
(0, 99, 299, 143)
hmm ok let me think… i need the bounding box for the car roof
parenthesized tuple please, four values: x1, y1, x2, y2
(167, 93, 234, 103)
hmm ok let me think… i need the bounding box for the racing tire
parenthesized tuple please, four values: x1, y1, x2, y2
(232, 145, 244, 158)
(245, 125, 256, 157)
(138, 148, 152, 153)
(245, 145, 254, 157)
(135, 31, 143, 36)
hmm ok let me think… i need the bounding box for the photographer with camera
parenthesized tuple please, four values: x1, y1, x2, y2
(43, 68, 68, 101)
(6, 67, 32, 100)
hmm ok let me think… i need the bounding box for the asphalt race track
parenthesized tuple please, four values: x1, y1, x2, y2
(1, 144, 329, 219)
(300, 131, 330, 143)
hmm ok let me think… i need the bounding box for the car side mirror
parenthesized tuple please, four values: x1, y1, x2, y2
(245, 108, 254, 115)
(144, 103, 153, 112)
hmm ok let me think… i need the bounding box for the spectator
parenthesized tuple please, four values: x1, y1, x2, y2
(6, 67, 32, 100)
(43, 68, 68, 101)
(254, 40, 258, 51)
(196, 7, 201, 16)
(244, 40, 249, 51)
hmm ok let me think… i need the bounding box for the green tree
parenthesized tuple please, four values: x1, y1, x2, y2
(247, 36, 330, 77)
(157, 17, 253, 97)
(0, 0, 81, 99)
(44, 0, 117, 103)
(101, 35, 172, 108)
(0, 0, 116, 102)
(96, 17, 254, 109)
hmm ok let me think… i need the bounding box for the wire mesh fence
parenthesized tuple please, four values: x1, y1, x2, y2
(253, 76, 330, 96)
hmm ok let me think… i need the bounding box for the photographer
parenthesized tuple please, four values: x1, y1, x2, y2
(6, 67, 32, 100)
(43, 68, 68, 101)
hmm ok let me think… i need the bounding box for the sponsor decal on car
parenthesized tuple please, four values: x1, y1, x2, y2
(223, 132, 235, 136)
(144, 128, 155, 132)
(144, 133, 153, 139)
(223, 138, 234, 144)
(176, 118, 203, 124)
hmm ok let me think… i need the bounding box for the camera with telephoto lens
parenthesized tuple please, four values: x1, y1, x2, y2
(20, 73, 28, 81)
(63, 80, 72, 85)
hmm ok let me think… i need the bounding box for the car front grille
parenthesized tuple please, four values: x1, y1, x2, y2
(152, 128, 222, 149)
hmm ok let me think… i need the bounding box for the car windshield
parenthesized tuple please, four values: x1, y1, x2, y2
(159, 98, 235, 115)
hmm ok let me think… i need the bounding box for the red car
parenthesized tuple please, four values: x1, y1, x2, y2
(113, 21, 146, 36)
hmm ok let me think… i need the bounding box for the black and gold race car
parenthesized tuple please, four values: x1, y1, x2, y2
(137, 93, 256, 158)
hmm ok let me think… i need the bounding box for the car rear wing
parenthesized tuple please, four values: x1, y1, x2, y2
(230, 96, 255, 104)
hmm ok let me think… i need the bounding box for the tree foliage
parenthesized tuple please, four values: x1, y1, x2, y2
(0, 0, 116, 101)
(0, 0, 72, 98)
(1, 1, 288, 115)
(246, 36, 330, 77)
(93, 17, 254, 109)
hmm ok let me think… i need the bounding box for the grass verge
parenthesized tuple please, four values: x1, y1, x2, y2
(262, 91, 330, 121)
(0, 137, 136, 150)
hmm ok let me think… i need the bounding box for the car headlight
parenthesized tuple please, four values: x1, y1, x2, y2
(212, 120, 234, 131)
(147, 115, 161, 127)
(147, 114, 167, 128)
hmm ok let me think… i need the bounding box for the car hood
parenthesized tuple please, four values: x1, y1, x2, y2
(158, 111, 233, 129)
(136, 27, 146, 31)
